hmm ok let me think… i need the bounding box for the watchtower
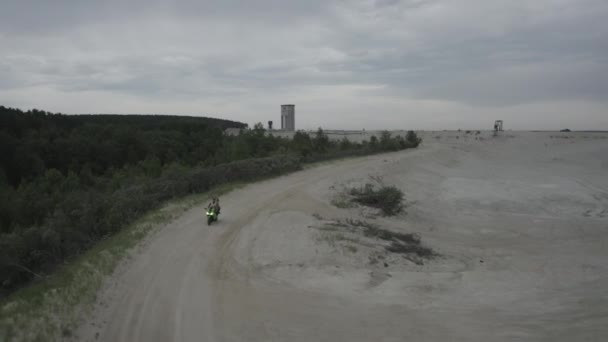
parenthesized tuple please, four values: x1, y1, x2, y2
(494, 120, 503, 132)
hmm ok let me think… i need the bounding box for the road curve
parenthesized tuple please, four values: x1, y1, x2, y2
(78, 151, 415, 341)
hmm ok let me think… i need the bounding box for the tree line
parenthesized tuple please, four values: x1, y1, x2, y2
(0, 106, 421, 295)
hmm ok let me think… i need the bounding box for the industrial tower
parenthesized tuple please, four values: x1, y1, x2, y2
(281, 104, 295, 131)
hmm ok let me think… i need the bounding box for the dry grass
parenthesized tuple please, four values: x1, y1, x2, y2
(318, 219, 437, 264)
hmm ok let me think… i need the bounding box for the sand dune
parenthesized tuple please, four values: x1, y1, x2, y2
(76, 131, 608, 341)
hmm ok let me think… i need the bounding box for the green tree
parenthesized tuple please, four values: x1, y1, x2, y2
(406, 131, 421, 147)
(339, 137, 352, 150)
(369, 135, 378, 150)
(291, 131, 313, 157)
(139, 156, 162, 178)
(252, 122, 266, 137)
(313, 128, 330, 153)
(379, 131, 394, 151)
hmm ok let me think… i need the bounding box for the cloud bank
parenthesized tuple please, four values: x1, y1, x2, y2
(1, 0, 607, 130)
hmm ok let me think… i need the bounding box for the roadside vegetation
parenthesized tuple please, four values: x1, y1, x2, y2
(0, 105, 422, 297)
(0, 184, 241, 341)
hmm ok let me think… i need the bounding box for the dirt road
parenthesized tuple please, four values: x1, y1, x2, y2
(77, 131, 608, 341)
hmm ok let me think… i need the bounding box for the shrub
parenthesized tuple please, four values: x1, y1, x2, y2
(291, 131, 313, 157)
(406, 130, 421, 147)
(369, 135, 378, 150)
(313, 128, 330, 152)
(379, 131, 396, 151)
(349, 183, 404, 216)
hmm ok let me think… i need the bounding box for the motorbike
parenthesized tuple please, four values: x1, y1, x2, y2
(206, 208, 218, 225)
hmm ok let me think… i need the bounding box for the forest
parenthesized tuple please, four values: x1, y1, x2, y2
(0, 105, 421, 295)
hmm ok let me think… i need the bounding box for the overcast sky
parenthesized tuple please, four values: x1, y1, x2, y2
(1, 0, 607, 130)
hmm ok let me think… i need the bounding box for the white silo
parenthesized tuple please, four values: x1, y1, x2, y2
(281, 104, 295, 131)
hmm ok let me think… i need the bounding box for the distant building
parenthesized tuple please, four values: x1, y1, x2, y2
(223, 127, 243, 136)
(281, 104, 295, 131)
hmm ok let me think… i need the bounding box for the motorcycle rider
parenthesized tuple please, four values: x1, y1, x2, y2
(207, 197, 221, 215)
(214, 197, 221, 215)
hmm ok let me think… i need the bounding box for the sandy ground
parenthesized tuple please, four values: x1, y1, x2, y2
(76, 131, 608, 341)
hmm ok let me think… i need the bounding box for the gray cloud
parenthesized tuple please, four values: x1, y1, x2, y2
(1, 0, 607, 129)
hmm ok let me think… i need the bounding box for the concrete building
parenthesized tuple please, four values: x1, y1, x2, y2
(223, 127, 244, 136)
(281, 104, 295, 131)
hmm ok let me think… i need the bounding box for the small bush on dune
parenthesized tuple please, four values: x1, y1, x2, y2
(349, 183, 404, 216)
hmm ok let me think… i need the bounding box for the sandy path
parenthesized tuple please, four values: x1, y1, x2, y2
(77, 131, 608, 341)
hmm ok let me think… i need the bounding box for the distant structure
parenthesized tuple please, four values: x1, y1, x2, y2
(494, 120, 503, 132)
(268, 120, 273, 130)
(224, 127, 243, 136)
(281, 104, 295, 131)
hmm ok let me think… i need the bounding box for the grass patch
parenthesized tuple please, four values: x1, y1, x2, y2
(346, 219, 420, 244)
(322, 219, 437, 263)
(345, 245, 358, 253)
(312, 213, 323, 220)
(386, 242, 435, 258)
(0, 182, 244, 342)
(330, 198, 357, 209)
